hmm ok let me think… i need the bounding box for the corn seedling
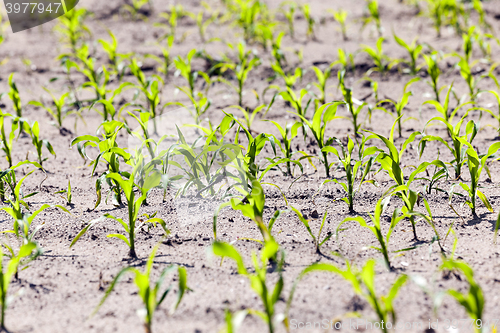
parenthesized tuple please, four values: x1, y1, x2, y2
(300, 4, 316, 40)
(457, 140, 500, 216)
(228, 0, 268, 43)
(271, 62, 302, 89)
(439, 259, 484, 333)
(335, 48, 356, 72)
(423, 51, 443, 102)
(265, 120, 303, 176)
(145, 36, 174, 82)
(2, 170, 68, 254)
(123, 0, 151, 21)
(3, 74, 23, 118)
(329, 9, 348, 41)
(423, 83, 472, 130)
(218, 42, 261, 107)
(337, 197, 407, 270)
(29, 88, 81, 132)
(420, 150, 450, 195)
(281, 1, 296, 39)
(376, 77, 420, 138)
(135, 77, 163, 134)
(322, 135, 376, 212)
(217, 177, 279, 245)
(173, 50, 212, 124)
(0, 112, 19, 168)
(456, 55, 482, 102)
(71, 168, 168, 258)
(338, 70, 366, 137)
(362, 0, 382, 37)
(362, 37, 395, 75)
(280, 87, 312, 120)
(288, 259, 407, 333)
(71, 120, 131, 207)
(0, 242, 37, 331)
(94, 245, 188, 333)
(291, 208, 332, 254)
(271, 32, 287, 68)
(420, 111, 477, 179)
(219, 309, 248, 333)
(188, 3, 219, 43)
(393, 34, 423, 75)
(366, 118, 439, 240)
(55, 8, 91, 55)
(55, 179, 72, 205)
(156, 5, 188, 41)
(211, 240, 286, 333)
(23, 121, 56, 167)
(311, 64, 333, 104)
(99, 30, 133, 81)
(292, 102, 343, 178)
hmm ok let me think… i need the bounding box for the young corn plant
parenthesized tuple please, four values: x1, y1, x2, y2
(457, 140, 500, 216)
(218, 42, 261, 107)
(1, 171, 51, 244)
(94, 245, 188, 333)
(71, 121, 131, 207)
(301, 4, 316, 40)
(123, 0, 152, 21)
(0, 242, 37, 331)
(145, 36, 174, 82)
(270, 32, 287, 68)
(393, 34, 423, 75)
(23, 121, 56, 167)
(362, 37, 394, 75)
(420, 111, 477, 179)
(55, 179, 73, 205)
(311, 64, 333, 104)
(439, 259, 484, 333)
(0, 112, 19, 168)
(362, 0, 382, 37)
(189, 3, 219, 43)
(423, 51, 443, 102)
(291, 102, 344, 178)
(156, 5, 188, 41)
(3, 74, 23, 118)
(321, 135, 376, 212)
(337, 197, 405, 270)
(216, 178, 280, 245)
(376, 77, 420, 138)
(279, 88, 312, 126)
(366, 118, 438, 240)
(211, 240, 286, 333)
(329, 9, 348, 41)
(271, 62, 302, 89)
(71, 168, 168, 258)
(338, 70, 366, 137)
(423, 83, 472, 130)
(54, 7, 91, 55)
(290, 208, 333, 254)
(99, 30, 133, 81)
(265, 120, 303, 176)
(456, 55, 482, 102)
(335, 48, 356, 72)
(421, 150, 450, 195)
(281, 1, 296, 39)
(29, 89, 80, 132)
(288, 259, 407, 333)
(173, 49, 212, 124)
